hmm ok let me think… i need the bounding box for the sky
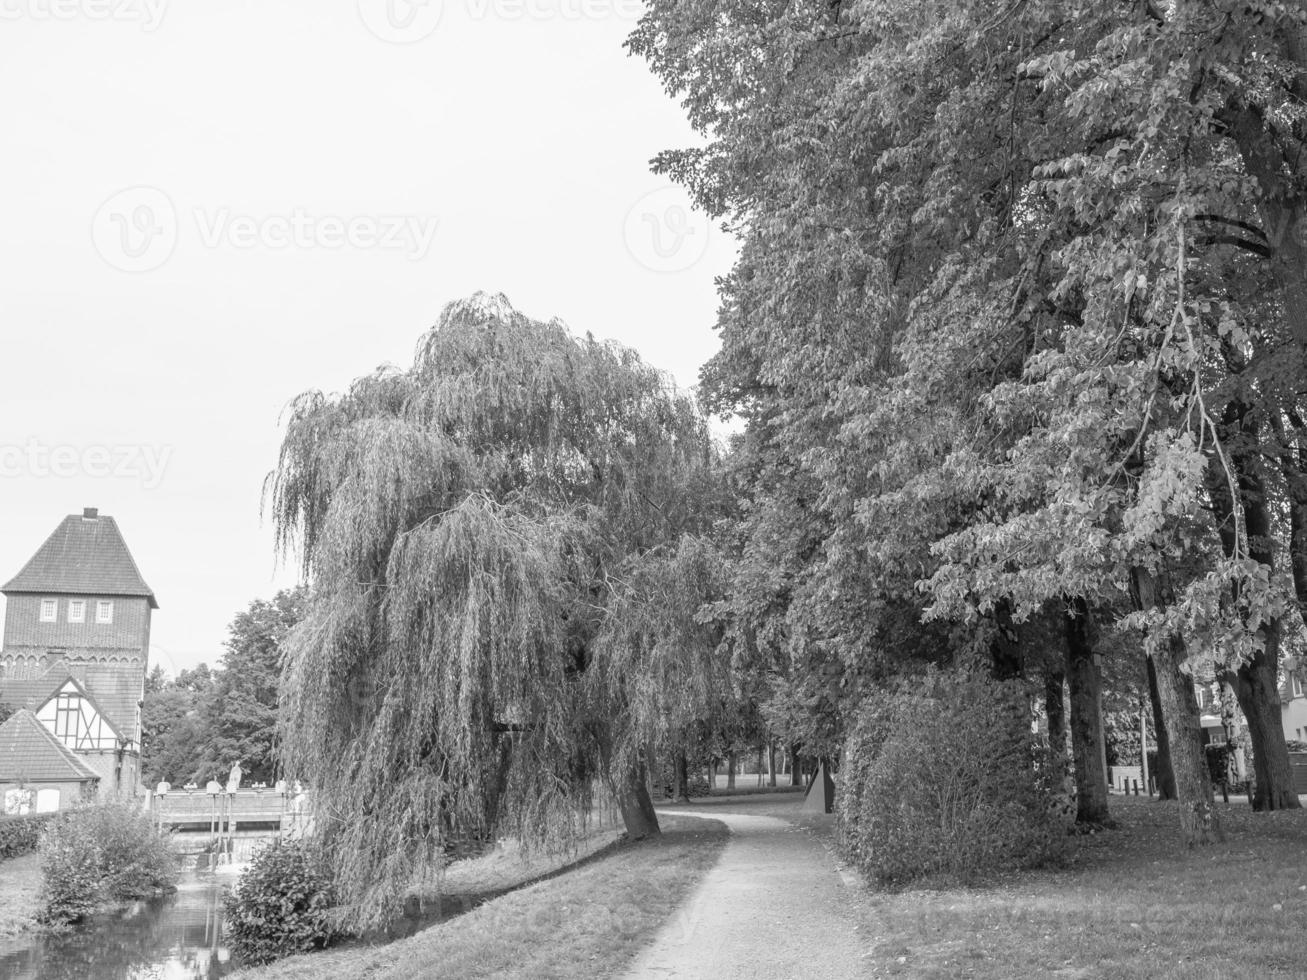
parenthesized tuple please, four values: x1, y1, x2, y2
(0, 0, 737, 674)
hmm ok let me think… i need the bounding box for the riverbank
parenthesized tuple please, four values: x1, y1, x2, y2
(231, 814, 729, 980)
(0, 855, 42, 939)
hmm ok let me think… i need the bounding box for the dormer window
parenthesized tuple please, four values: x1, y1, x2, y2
(96, 600, 114, 624)
(40, 599, 57, 622)
(68, 600, 85, 623)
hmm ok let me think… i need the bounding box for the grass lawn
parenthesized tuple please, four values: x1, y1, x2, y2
(230, 814, 728, 980)
(0, 854, 42, 939)
(856, 795, 1307, 979)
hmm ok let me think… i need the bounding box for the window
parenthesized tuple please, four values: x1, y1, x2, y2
(35, 789, 59, 814)
(40, 599, 57, 622)
(68, 599, 85, 623)
(96, 600, 113, 624)
(1294, 676, 1304, 699)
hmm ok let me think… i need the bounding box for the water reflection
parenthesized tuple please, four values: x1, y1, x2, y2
(0, 873, 234, 980)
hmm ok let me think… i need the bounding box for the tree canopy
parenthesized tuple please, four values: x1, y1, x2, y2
(269, 293, 725, 925)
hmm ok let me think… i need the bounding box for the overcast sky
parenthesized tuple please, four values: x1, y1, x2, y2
(0, 1, 736, 674)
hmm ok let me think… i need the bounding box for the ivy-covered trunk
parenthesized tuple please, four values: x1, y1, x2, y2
(726, 751, 737, 791)
(1132, 567, 1220, 845)
(1064, 600, 1109, 825)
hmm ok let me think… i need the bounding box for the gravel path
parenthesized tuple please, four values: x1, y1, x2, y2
(622, 805, 869, 979)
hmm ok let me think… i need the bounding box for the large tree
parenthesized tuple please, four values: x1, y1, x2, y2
(632, 0, 1307, 838)
(269, 293, 721, 925)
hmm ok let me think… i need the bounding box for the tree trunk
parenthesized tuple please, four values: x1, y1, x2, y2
(789, 744, 801, 786)
(1044, 667, 1066, 756)
(767, 741, 777, 788)
(990, 598, 1023, 679)
(1204, 412, 1302, 811)
(614, 760, 660, 839)
(726, 751, 737, 791)
(707, 757, 717, 790)
(1223, 626, 1300, 810)
(1146, 654, 1176, 799)
(1131, 567, 1221, 845)
(597, 727, 660, 839)
(1065, 599, 1110, 825)
(674, 749, 690, 803)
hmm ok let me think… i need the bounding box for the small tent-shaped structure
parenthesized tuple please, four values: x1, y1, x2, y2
(801, 760, 835, 814)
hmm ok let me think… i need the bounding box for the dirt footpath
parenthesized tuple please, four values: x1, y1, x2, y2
(622, 800, 870, 979)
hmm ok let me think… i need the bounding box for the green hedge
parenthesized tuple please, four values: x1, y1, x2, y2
(837, 668, 1068, 887)
(0, 812, 58, 861)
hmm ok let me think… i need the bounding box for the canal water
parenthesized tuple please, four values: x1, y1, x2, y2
(0, 871, 235, 980)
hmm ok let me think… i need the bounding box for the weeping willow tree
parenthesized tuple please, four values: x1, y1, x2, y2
(267, 293, 721, 926)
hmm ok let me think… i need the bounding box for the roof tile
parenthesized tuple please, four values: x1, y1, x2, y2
(0, 709, 100, 782)
(2, 512, 157, 608)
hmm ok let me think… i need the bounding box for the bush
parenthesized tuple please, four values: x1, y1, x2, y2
(37, 801, 178, 925)
(0, 812, 58, 861)
(838, 668, 1068, 888)
(225, 839, 337, 965)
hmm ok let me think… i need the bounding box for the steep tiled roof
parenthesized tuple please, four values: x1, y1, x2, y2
(2, 511, 157, 608)
(0, 659, 136, 742)
(0, 709, 100, 783)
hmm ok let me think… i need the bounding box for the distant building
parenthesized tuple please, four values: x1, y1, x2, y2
(0, 508, 157, 813)
(1281, 656, 1307, 744)
(0, 709, 100, 814)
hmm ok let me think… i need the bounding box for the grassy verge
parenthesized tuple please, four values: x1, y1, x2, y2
(231, 814, 728, 980)
(0, 855, 43, 939)
(858, 795, 1307, 979)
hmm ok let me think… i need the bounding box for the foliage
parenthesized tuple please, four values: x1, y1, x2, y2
(194, 587, 307, 784)
(631, 0, 1307, 816)
(37, 802, 177, 926)
(0, 702, 12, 726)
(0, 812, 57, 861)
(268, 293, 723, 926)
(142, 589, 306, 787)
(224, 839, 337, 965)
(837, 669, 1067, 887)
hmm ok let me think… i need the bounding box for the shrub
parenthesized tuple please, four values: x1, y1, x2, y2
(37, 801, 178, 925)
(225, 839, 337, 965)
(838, 668, 1068, 888)
(0, 811, 58, 861)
